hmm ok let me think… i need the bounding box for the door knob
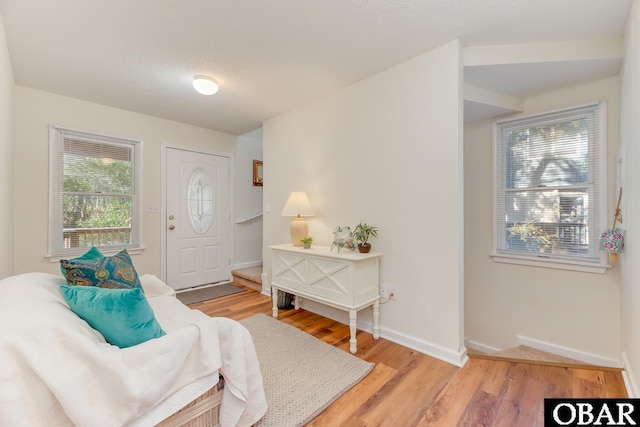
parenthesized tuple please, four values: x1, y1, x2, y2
(168, 225, 175, 230)
(169, 215, 175, 220)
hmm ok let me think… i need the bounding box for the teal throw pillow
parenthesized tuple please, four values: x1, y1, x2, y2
(59, 285, 166, 348)
(60, 248, 142, 290)
(75, 246, 104, 261)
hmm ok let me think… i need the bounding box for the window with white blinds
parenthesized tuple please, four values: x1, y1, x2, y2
(49, 126, 142, 258)
(493, 102, 607, 270)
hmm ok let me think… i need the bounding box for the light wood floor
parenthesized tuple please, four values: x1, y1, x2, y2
(189, 288, 628, 427)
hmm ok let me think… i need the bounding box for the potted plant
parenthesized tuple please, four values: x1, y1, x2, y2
(352, 221, 378, 253)
(300, 236, 313, 249)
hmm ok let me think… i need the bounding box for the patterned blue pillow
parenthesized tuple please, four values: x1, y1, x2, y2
(59, 285, 166, 348)
(59, 246, 104, 276)
(60, 248, 142, 290)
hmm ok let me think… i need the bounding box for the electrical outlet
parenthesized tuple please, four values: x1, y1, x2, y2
(388, 284, 397, 300)
(380, 283, 390, 299)
(380, 284, 397, 300)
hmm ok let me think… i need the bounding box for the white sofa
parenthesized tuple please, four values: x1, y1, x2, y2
(0, 272, 266, 427)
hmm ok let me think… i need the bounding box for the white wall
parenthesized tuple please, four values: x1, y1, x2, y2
(13, 86, 237, 277)
(263, 40, 466, 366)
(620, 0, 640, 396)
(0, 14, 13, 279)
(465, 76, 621, 364)
(234, 128, 263, 268)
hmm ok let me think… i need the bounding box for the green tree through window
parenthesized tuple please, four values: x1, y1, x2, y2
(49, 126, 141, 256)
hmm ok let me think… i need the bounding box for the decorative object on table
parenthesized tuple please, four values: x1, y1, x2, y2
(276, 290, 295, 309)
(352, 221, 379, 253)
(281, 192, 314, 246)
(252, 160, 263, 186)
(599, 187, 624, 262)
(331, 225, 354, 252)
(300, 236, 313, 249)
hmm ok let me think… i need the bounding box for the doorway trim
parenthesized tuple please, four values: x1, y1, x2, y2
(160, 143, 234, 284)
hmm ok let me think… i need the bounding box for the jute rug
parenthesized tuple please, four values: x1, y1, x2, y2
(239, 313, 374, 427)
(175, 283, 244, 305)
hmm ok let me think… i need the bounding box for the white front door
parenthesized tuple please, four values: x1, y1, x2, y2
(166, 148, 230, 290)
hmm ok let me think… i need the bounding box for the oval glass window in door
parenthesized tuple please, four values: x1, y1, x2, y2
(187, 168, 214, 234)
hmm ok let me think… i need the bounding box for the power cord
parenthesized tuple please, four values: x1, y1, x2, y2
(379, 292, 395, 304)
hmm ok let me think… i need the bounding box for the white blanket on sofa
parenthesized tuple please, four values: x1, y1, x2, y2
(0, 272, 266, 427)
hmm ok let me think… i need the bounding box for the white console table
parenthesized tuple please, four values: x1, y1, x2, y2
(270, 244, 381, 354)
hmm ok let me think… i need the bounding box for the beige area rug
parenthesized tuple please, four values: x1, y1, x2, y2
(175, 283, 244, 305)
(239, 313, 374, 427)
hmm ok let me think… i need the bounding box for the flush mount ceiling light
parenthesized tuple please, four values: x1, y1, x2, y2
(192, 76, 219, 95)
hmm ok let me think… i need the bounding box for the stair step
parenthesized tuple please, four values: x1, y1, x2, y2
(468, 345, 621, 371)
(232, 265, 262, 292)
(491, 345, 585, 364)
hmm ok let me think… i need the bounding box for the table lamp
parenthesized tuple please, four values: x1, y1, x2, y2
(281, 192, 314, 246)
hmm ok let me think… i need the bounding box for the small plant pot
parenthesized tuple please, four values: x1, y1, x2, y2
(303, 243, 311, 249)
(357, 243, 371, 253)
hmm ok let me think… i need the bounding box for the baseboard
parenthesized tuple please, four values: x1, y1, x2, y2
(379, 323, 468, 368)
(296, 300, 468, 367)
(622, 351, 639, 398)
(232, 260, 262, 270)
(516, 335, 621, 368)
(465, 339, 501, 354)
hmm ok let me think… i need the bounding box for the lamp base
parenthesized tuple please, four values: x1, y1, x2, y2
(290, 217, 308, 246)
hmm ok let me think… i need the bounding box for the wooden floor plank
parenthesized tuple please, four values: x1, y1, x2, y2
(494, 363, 547, 427)
(190, 289, 628, 427)
(457, 360, 516, 426)
(360, 356, 458, 426)
(603, 371, 630, 398)
(544, 366, 574, 399)
(458, 388, 503, 426)
(306, 363, 397, 427)
(420, 358, 491, 426)
(480, 359, 516, 397)
(573, 369, 607, 398)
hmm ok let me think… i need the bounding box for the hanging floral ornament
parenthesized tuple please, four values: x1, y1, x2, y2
(599, 188, 624, 262)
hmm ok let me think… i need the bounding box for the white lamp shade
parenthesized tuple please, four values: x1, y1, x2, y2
(192, 76, 219, 95)
(281, 192, 314, 217)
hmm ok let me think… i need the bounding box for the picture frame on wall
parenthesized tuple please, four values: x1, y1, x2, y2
(253, 160, 263, 186)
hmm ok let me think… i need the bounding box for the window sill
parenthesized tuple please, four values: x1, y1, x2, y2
(47, 246, 145, 263)
(490, 253, 610, 274)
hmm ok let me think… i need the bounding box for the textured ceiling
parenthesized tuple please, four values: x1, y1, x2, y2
(0, 0, 633, 134)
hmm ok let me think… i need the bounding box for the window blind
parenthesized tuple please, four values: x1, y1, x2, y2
(494, 102, 605, 265)
(49, 126, 142, 257)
